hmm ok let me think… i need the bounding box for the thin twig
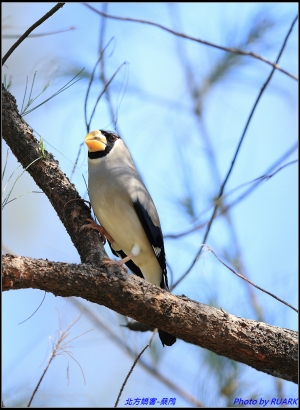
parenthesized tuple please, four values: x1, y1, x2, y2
(18, 292, 46, 324)
(97, 4, 129, 131)
(2, 156, 43, 210)
(3, 27, 75, 38)
(84, 3, 298, 81)
(2, 3, 65, 65)
(165, 154, 298, 240)
(98, 3, 118, 130)
(222, 159, 298, 197)
(70, 37, 117, 180)
(223, 143, 298, 212)
(27, 311, 91, 407)
(70, 299, 203, 407)
(205, 246, 298, 313)
(88, 62, 127, 132)
(27, 341, 56, 407)
(114, 345, 149, 408)
(84, 38, 115, 133)
(172, 14, 298, 290)
(22, 69, 84, 116)
(71, 35, 117, 181)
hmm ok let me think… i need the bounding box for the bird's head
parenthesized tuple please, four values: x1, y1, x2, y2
(84, 130, 120, 158)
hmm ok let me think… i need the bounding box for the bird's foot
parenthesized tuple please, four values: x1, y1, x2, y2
(102, 257, 128, 272)
(80, 219, 114, 244)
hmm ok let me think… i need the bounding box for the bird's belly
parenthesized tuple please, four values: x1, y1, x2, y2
(92, 193, 136, 244)
(91, 194, 162, 286)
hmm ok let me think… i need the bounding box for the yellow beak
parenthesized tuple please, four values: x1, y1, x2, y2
(84, 130, 107, 152)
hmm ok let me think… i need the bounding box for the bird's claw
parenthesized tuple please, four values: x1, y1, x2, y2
(102, 257, 128, 272)
(80, 219, 114, 244)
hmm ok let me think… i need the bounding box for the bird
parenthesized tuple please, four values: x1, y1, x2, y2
(83, 129, 176, 347)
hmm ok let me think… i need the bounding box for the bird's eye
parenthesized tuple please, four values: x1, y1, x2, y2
(108, 135, 118, 142)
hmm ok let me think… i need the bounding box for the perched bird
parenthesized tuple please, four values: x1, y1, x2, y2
(84, 129, 176, 347)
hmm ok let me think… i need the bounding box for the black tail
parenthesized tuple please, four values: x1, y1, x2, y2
(158, 272, 176, 346)
(112, 249, 176, 347)
(159, 330, 176, 347)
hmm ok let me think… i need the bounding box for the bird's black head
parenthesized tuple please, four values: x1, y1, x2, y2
(85, 130, 120, 159)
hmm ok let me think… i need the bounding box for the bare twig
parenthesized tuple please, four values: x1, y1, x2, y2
(3, 26, 75, 38)
(27, 311, 91, 407)
(84, 38, 115, 133)
(114, 345, 149, 408)
(84, 3, 298, 81)
(70, 299, 204, 407)
(27, 336, 57, 406)
(2, 3, 65, 65)
(21, 69, 84, 116)
(172, 14, 298, 290)
(70, 39, 124, 180)
(165, 154, 298, 240)
(223, 143, 298, 211)
(18, 292, 46, 324)
(70, 39, 114, 180)
(98, 2, 121, 131)
(2, 155, 44, 210)
(87, 62, 127, 132)
(222, 159, 298, 197)
(205, 246, 298, 313)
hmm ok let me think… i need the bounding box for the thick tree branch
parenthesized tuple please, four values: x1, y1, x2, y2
(2, 255, 298, 384)
(2, 85, 103, 265)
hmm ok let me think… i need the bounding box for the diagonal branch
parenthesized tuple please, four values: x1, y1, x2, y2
(84, 3, 298, 81)
(2, 3, 65, 65)
(172, 14, 298, 290)
(2, 85, 103, 265)
(2, 255, 298, 384)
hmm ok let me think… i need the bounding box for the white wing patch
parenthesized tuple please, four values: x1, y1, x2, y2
(152, 246, 162, 258)
(131, 244, 141, 256)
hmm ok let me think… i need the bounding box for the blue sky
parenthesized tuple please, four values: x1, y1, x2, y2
(2, 2, 298, 407)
